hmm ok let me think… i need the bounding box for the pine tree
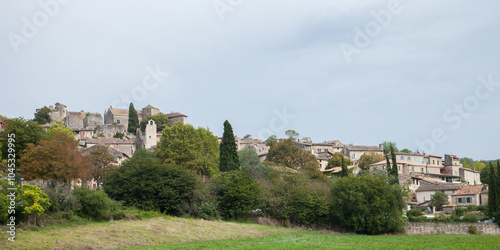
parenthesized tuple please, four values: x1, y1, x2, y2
(340, 156, 348, 177)
(127, 103, 139, 134)
(219, 120, 239, 172)
(390, 145, 399, 185)
(488, 162, 497, 217)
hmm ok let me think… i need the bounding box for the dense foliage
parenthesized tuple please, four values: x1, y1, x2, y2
(329, 176, 405, 235)
(358, 152, 385, 170)
(219, 120, 239, 172)
(429, 191, 450, 211)
(33, 106, 52, 125)
(267, 139, 317, 170)
(127, 103, 139, 134)
(140, 113, 169, 133)
(216, 170, 260, 219)
(0, 117, 45, 161)
(73, 187, 120, 220)
(103, 157, 197, 215)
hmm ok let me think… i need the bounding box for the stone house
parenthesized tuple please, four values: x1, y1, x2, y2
(39, 103, 86, 128)
(443, 154, 463, 176)
(234, 137, 270, 162)
(459, 167, 482, 185)
(343, 144, 383, 163)
(480, 186, 489, 206)
(83, 138, 136, 158)
(312, 140, 343, 155)
(165, 111, 188, 125)
(452, 184, 485, 206)
(317, 151, 334, 171)
(105, 107, 129, 129)
(104, 105, 188, 129)
(414, 183, 463, 204)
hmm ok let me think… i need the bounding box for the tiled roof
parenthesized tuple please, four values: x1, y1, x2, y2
(143, 104, 158, 109)
(452, 185, 484, 196)
(345, 145, 382, 151)
(109, 108, 129, 117)
(86, 138, 134, 145)
(415, 183, 462, 192)
(165, 112, 187, 118)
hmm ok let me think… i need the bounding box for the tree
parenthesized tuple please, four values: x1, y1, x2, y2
(267, 139, 317, 170)
(358, 152, 385, 170)
(285, 130, 299, 140)
(429, 191, 450, 211)
(390, 144, 399, 185)
(19, 132, 90, 185)
(487, 162, 497, 217)
(326, 152, 352, 169)
(381, 141, 398, 153)
(243, 134, 251, 139)
(461, 157, 475, 169)
(217, 170, 260, 219)
(473, 161, 486, 172)
(113, 132, 124, 139)
(340, 157, 348, 177)
(301, 137, 311, 142)
(0, 118, 45, 161)
(239, 145, 260, 169)
(140, 113, 169, 133)
(400, 148, 412, 153)
(87, 146, 116, 188)
(329, 176, 405, 235)
(127, 103, 139, 134)
(33, 106, 52, 125)
(155, 122, 219, 178)
(103, 157, 197, 215)
(265, 135, 277, 148)
(46, 121, 76, 140)
(481, 163, 490, 184)
(219, 120, 239, 172)
(21, 184, 51, 226)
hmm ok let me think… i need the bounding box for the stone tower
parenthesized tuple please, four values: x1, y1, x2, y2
(145, 119, 157, 149)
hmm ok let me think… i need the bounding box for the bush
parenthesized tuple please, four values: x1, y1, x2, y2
(73, 187, 120, 221)
(217, 170, 261, 219)
(468, 226, 478, 235)
(198, 202, 220, 220)
(407, 209, 424, 217)
(466, 205, 476, 211)
(454, 207, 466, 217)
(462, 214, 480, 223)
(44, 184, 79, 213)
(329, 176, 405, 235)
(103, 157, 197, 215)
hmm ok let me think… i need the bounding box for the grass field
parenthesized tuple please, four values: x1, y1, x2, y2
(1, 216, 499, 249)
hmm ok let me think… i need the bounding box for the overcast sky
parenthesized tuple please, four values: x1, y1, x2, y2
(1, 0, 499, 160)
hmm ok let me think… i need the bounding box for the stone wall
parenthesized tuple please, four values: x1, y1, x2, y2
(405, 222, 500, 235)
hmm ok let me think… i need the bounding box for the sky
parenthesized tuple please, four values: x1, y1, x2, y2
(1, 0, 499, 160)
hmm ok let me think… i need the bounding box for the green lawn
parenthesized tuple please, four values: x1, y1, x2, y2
(130, 231, 500, 250)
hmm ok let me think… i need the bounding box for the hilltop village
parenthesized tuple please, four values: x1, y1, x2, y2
(14, 102, 484, 212)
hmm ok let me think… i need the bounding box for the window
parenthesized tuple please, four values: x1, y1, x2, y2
(117, 120, 120, 124)
(408, 156, 411, 161)
(318, 148, 322, 153)
(421, 168, 424, 172)
(457, 197, 472, 204)
(353, 153, 356, 158)
(433, 160, 435, 165)
(150, 120, 153, 125)
(399, 166, 401, 171)
(400, 156, 404, 160)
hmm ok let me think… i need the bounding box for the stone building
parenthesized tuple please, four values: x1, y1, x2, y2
(104, 105, 188, 129)
(38, 103, 86, 128)
(144, 119, 158, 149)
(165, 111, 188, 125)
(343, 144, 384, 162)
(104, 107, 129, 129)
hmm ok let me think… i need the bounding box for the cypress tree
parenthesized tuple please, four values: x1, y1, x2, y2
(390, 145, 399, 185)
(340, 156, 348, 177)
(219, 120, 239, 172)
(488, 162, 497, 217)
(128, 103, 139, 134)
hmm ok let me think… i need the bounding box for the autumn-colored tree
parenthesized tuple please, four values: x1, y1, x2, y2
(358, 152, 385, 170)
(87, 146, 116, 188)
(20, 132, 90, 185)
(326, 152, 352, 169)
(267, 139, 317, 170)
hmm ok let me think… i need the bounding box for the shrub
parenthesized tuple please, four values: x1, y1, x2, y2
(329, 176, 405, 235)
(466, 205, 476, 211)
(454, 207, 466, 217)
(217, 170, 261, 219)
(198, 202, 220, 220)
(407, 209, 424, 217)
(103, 157, 197, 215)
(468, 226, 478, 235)
(73, 187, 120, 221)
(44, 184, 79, 213)
(462, 214, 480, 223)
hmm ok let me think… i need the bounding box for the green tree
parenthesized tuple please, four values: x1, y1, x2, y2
(20, 184, 51, 226)
(265, 135, 277, 148)
(326, 152, 352, 169)
(243, 134, 251, 139)
(239, 145, 260, 169)
(127, 103, 140, 134)
(301, 137, 311, 142)
(0, 118, 45, 161)
(429, 191, 450, 211)
(381, 141, 398, 153)
(219, 120, 239, 172)
(113, 132, 124, 139)
(217, 170, 260, 219)
(267, 139, 317, 170)
(103, 157, 197, 215)
(140, 113, 169, 133)
(358, 152, 385, 170)
(487, 162, 497, 217)
(155, 123, 219, 178)
(340, 157, 348, 177)
(329, 176, 405, 235)
(46, 121, 76, 140)
(473, 161, 486, 172)
(390, 144, 399, 185)
(73, 187, 120, 220)
(461, 157, 475, 169)
(33, 106, 52, 125)
(481, 164, 490, 184)
(285, 130, 299, 140)
(400, 148, 412, 153)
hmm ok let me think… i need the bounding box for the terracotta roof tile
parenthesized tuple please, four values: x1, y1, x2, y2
(452, 185, 484, 196)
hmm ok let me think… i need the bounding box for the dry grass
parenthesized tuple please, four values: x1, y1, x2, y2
(1, 216, 296, 249)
